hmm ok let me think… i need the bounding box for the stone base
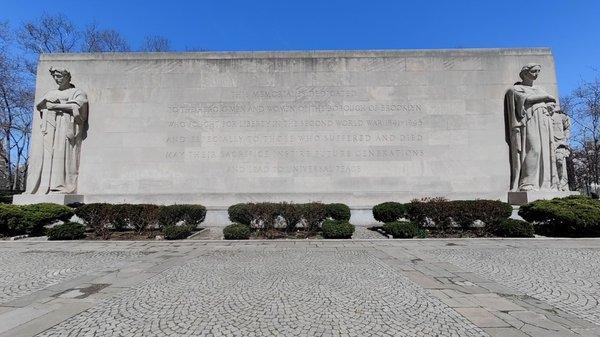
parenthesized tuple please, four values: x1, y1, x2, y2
(507, 191, 579, 205)
(12, 194, 84, 205)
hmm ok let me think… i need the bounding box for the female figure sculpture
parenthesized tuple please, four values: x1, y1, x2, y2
(26, 67, 88, 194)
(504, 64, 558, 191)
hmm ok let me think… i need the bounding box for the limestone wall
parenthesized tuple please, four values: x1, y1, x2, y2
(32, 49, 557, 207)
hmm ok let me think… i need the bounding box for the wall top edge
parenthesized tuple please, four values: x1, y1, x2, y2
(39, 47, 553, 61)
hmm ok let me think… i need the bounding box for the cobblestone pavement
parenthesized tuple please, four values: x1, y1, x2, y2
(36, 249, 483, 337)
(0, 239, 599, 337)
(0, 246, 145, 304)
(351, 226, 388, 239)
(428, 247, 600, 325)
(188, 227, 223, 240)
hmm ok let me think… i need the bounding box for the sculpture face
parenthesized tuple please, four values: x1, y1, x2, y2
(523, 66, 540, 82)
(51, 72, 71, 87)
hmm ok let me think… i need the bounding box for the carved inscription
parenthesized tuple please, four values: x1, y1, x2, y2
(161, 85, 428, 177)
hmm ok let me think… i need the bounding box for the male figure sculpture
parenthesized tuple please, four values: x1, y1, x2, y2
(551, 103, 571, 191)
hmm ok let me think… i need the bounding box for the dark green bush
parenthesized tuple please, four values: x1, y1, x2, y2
(20, 203, 75, 235)
(489, 219, 534, 238)
(163, 225, 193, 240)
(0, 204, 25, 235)
(301, 202, 327, 231)
(321, 219, 354, 239)
(519, 195, 600, 237)
(0, 203, 74, 236)
(47, 222, 86, 240)
(326, 203, 351, 221)
(373, 202, 406, 223)
(223, 223, 251, 240)
(158, 204, 206, 228)
(228, 203, 253, 225)
(406, 198, 512, 229)
(383, 221, 419, 238)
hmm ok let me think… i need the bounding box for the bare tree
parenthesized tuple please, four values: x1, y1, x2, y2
(17, 13, 80, 75)
(0, 22, 33, 191)
(17, 12, 80, 54)
(562, 74, 600, 192)
(140, 35, 171, 52)
(82, 23, 130, 52)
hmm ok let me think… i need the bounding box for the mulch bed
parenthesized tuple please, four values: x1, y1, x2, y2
(367, 226, 495, 238)
(84, 229, 203, 240)
(250, 229, 320, 240)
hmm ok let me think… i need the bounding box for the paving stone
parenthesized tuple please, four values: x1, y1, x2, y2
(454, 307, 510, 328)
(482, 327, 529, 337)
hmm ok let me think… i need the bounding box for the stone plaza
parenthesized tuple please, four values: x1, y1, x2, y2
(1, 238, 600, 337)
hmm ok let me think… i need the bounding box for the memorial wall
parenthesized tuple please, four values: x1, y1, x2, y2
(19, 49, 558, 217)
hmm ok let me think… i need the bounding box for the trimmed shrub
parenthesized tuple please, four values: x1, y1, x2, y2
(163, 225, 192, 240)
(489, 219, 534, 238)
(383, 221, 419, 238)
(0, 204, 25, 235)
(326, 203, 351, 221)
(228, 203, 253, 225)
(301, 202, 328, 231)
(223, 223, 251, 240)
(128, 204, 160, 232)
(321, 219, 354, 239)
(47, 222, 86, 240)
(110, 204, 134, 231)
(158, 204, 207, 228)
(406, 198, 512, 229)
(75, 203, 114, 238)
(248, 202, 279, 229)
(373, 202, 406, 223)
(278, 202, 303, 232)
(519, 195, 600, 237)
(20, 203, 75, 235)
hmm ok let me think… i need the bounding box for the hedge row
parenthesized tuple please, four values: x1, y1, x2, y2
(75, 203, 206, 235)
(374, 196, 600, 238)
(373, 199, 512, 228)
(227, 202, 350, 231)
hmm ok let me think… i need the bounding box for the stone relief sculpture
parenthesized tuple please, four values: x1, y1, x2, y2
(552, 104, 571, 191)
(25, 67, 88, 194)
(504, 63, 560, 191)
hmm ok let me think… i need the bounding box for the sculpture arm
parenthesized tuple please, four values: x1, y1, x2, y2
(525, 94, 556, 104)
(46, 102, 81, 118)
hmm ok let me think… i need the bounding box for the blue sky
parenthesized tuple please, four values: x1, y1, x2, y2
(2, 0, 599, 96)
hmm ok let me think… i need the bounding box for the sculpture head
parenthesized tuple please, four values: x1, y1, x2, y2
(49, 67, 72, 89)
(519, 63, 541, 83)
